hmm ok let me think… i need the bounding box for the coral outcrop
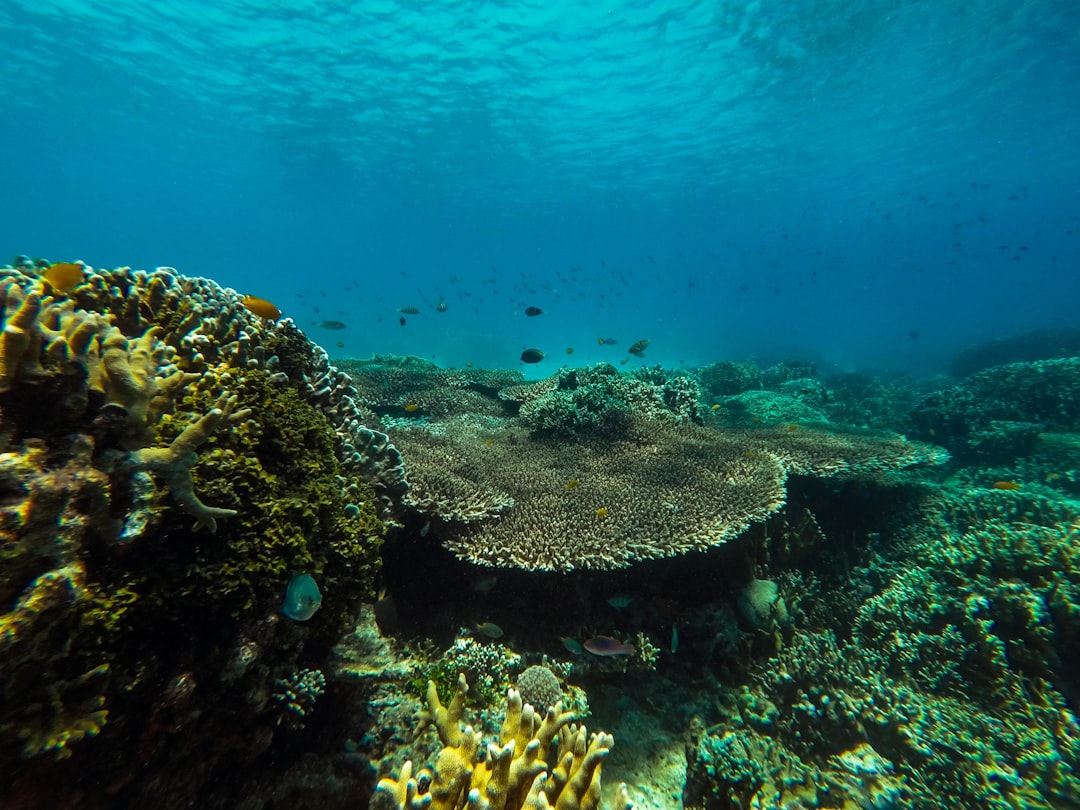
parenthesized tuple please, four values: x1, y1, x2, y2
(0, 259, 397, 806)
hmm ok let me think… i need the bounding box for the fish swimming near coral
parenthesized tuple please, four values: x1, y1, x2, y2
(524, 306, 543, 317)
(583, 635, 635, 656)
(436, 299, 448, 312)
(281, 573, 323, 621)
(598, 337, 618, 346)
(565, 479, 579, 490)
(521, 348, 545, 363)
(398, 306, 420, 315)
(473, 621, 505, 639)
(560, 637, 585, 655)
(41, 261, 84, 293)
(240, 294, 281, 320)
(606, 594, 633, 609)
(316, 320, 346, 330)
(628, 338, 651, 357)
(991, 480, 1021, 490)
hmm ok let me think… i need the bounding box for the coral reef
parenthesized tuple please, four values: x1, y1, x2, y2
(683, 483, 1080, 809)
(390, 412, 945, 571)
(377, 674, 629, 810)
(906, 357, 1080, 462)
(0, 260, 396, 805)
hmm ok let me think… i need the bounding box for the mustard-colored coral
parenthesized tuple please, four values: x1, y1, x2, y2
(376, 676, 625, 810)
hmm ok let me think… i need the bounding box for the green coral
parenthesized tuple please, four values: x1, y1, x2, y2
(145, 368, 384, 615)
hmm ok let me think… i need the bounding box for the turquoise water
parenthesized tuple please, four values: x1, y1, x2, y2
(1, 1, 1078, 371)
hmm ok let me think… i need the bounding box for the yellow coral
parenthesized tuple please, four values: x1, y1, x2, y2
(376, 677, 627, 810)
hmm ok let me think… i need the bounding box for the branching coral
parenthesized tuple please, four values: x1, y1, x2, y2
(378, 674, 628, 810)
(112, 392, 252, 532)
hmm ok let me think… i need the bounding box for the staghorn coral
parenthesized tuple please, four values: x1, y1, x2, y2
(390, 415, 944, 571)
(378, 675, 628, 810)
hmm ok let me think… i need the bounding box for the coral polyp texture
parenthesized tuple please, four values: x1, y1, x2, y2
(377, 674, 629, 810)
(390, 409, 946, 571)
(0, 260, 396, 802)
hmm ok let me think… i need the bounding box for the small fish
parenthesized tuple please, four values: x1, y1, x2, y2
(565, 347, 574, 355)
(991, 480, 1021, 491)
(399, 306, 420, 314)
(403, 403, 420, 413)
(619, 358, 629, 365)
(436, 299, 448, 312)
(281, 573, 322, 621)
(485, 438, 494, 448)
(787, 424, 799, 432)
(595, 507, 608, 518)
(607, 594, 633, 609)
(373, 586, 398, 635)
(524, 306, 543, 317)
(583, 635, 635, 656)
(465, 362, 474, 368)
(399, 317, 406, 326)
(565, 479, 579, 491)
(336, 341, 345, 348)
(671, 625, 679, 654)
(240, 294, 281, 320)
(628, 338, 651, 357)
(711, 404, 721, 411)
(521, 348, 545, 363)
(599, 337, 618, 346)
(317, 320, 347, 330)
(472, 574, 498, 593)
(1045, 473, 1061, 482)
(41, 262, 84, 293)
(560, 637, 585, 655)
(474, 621, 504, 639)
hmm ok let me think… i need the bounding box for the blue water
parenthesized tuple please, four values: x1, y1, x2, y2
(2, 0, 1078, 376)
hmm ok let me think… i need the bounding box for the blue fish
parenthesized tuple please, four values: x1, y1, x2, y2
(281, 573, 322, 621)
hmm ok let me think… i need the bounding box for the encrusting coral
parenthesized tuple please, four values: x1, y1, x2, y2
(377, 674, 630, 810)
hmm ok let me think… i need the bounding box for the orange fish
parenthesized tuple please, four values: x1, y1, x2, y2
(991, 481, 1021, 491)
(787, 424, 799, 432)
(241, 294, 281, 320)
(42, 262, 84, 293)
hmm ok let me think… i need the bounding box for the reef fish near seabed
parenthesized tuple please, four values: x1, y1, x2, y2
(281, 573, 323, 621)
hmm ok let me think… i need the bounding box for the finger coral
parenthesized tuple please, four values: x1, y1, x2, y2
(376, 675, 626, 810)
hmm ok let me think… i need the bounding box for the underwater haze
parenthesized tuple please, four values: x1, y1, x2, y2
(1, 0, 1079, 374)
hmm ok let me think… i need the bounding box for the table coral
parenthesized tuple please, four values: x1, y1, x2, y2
(390, 412, 945, 571)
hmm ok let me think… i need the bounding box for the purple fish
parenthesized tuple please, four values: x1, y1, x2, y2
(583, 635, 635, 657)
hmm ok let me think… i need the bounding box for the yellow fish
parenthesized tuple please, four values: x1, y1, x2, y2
(710, 404, 721, 411)
(595, 507, 608, 518)
(565, 479, 579, 490)
(240, 294, 281, 320)
(41, 261, 84, 293)
(403, 403, 420, 413)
